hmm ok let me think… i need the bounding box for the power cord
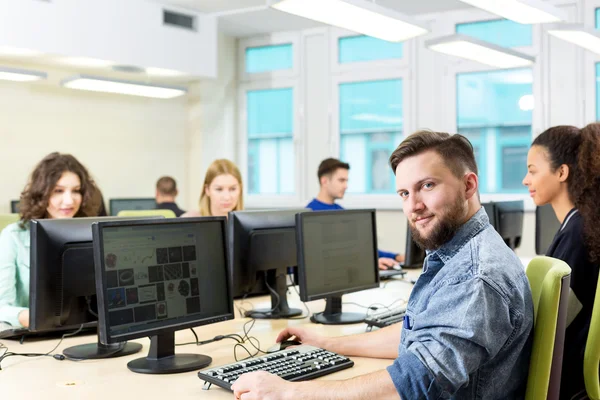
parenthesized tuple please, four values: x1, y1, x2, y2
(0, 324, 85, 370)
(176, 328, 244, 347)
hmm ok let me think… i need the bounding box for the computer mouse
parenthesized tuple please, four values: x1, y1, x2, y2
(387, 263, 402, 271)
(266, 340, 302, 353)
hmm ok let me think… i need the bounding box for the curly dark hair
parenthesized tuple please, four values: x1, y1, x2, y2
(532, 123, 600, 260)
(19, 152, 100, 227)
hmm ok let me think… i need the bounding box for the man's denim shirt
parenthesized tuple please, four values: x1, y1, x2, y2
(387, 208, 534, 399)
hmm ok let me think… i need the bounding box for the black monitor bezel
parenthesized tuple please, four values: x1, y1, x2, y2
(495, 200, 525, 250)
(93, 217, 234, 345)
(535, 204, 560, 255)
(296, 209, 380, 302)
(108, 198, 157, 216)
(10, 199, 20, 214)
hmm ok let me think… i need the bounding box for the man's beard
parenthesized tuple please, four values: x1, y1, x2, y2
(410, 195, 467, 250)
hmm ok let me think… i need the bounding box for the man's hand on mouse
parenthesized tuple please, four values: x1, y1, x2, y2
(378, 257, 396, 270)
(276, 326, 326, 350)
(232, 371, 291, 400)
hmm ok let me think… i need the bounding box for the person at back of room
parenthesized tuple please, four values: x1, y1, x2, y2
(307, 158, 404, 270)
(181, 159, 243, 218)
(0, 152, 101, 328)
(233, 130, 534, 400)
(523, 123, 600, 400)
(155, 176, 186, 217)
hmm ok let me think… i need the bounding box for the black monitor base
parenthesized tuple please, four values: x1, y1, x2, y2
(127, 331, 211, 374)
(310, 296, 365, 325)
(246, 267, 302, 320)
(63, 340, 142, 360)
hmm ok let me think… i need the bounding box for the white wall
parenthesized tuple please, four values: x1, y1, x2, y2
(0, 70, 189, 214)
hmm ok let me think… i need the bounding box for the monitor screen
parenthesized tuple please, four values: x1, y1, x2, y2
(297, 209, 379, 302)
(495, 200, 524, 250)
(94, 218, 233, 343)
(29, 216, 162, 333)
(536, 204, 560, 255)
(109, 198, 156, 216)
(482, 202, 497, 229)
(404, 225, 425, 268)
(10, 200, 20, 214)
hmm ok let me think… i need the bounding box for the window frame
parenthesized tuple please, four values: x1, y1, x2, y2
(238, 32, 300, 83)
(238, 78, 305, 208)
(331, 67, 414, 209)
(329, 27, 411, 74)
(583, 1, 600, 124)
(438, 10, 541, 209)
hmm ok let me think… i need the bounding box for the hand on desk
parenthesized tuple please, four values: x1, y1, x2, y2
(378, 257, 397, 270)
(232, 371, 291, 400)
(18, 309, 29, 328)
(275, 326, 326, 350)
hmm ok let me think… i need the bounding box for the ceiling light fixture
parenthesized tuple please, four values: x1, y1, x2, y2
(60, 75, 187, 99)
(425, 34, 535, 68)
(458, 0, 566, 24)
(547, 24, 600, 55)
(268, 0, 429, 42)
(0, 67, 47, 82)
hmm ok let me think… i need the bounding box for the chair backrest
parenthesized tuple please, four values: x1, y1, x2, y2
(117, 209, 176, 218)
(584, 273, 600, 400)
(525, 256, 572, 400)
(0, 213, 20, 233)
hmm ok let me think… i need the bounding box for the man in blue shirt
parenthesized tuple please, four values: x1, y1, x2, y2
(306, 158, 404, 270)
(233, 131, 534, 400)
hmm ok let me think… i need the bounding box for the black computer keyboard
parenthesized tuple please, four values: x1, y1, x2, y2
(198, 345, 354, 391)
(364, 306, 407, 329)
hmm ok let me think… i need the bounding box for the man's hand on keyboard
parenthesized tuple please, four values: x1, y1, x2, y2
(275, 326, 327, 350)
(232, 371, 290, 400)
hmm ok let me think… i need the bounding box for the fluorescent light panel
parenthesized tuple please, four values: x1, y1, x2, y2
(0, 67, 47, 82)
(458, 0, 566, 24)
(269, 0, 428, 42)
(425, 34, 535, 68)
(547, 24, 600, 55)
(61, 75, 186, 99)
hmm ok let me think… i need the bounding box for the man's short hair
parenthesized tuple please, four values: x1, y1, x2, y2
(317, 158, 350, 182)
(389, 130, 478, 178)
(156, 176, 178, 196)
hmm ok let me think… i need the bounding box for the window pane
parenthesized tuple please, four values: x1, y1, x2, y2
(246, 88, 294, 195)
(502, 146, 528, 190)
(456, 19, 532, 48)
(457, 69, 532, 193)
(596, 8, 600, 29)
(339, 35, 403, 64)
(245, 44, 293, 74)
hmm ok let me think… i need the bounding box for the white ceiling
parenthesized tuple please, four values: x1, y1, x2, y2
(159, 0, 473, 37)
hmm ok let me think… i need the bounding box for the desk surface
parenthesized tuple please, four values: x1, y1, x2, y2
(1, 272, 418, 399)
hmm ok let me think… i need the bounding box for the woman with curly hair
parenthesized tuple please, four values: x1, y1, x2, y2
(522, 123, 600, 399)
(0, 152, 100, 328)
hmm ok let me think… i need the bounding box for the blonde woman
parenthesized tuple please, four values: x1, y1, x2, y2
(182, 159, 244, 218)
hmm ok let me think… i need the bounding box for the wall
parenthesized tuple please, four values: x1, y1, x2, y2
(0, 71, 189, 214)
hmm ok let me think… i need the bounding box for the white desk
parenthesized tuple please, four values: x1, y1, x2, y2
(1, 272, 418, 399)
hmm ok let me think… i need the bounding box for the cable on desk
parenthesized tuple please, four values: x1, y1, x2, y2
(0, 324, 85, 370)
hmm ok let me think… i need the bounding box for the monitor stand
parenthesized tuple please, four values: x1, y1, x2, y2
(310, 296, 365, 325)
(245, 267, 302, 319)
(127, 331, 211, 374)
(63, 337, 142, 360)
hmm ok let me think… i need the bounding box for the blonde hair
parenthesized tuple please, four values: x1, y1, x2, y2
(199, 159, 244, 216)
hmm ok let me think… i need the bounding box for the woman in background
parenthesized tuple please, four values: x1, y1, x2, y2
(0, 152, 100, 328)
(522, 123, 600, 399)
(182, 159, 243, 218)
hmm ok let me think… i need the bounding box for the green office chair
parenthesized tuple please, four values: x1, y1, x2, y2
(0, 213, 20, 233)
(117, 209, 176, 218)
(525, 256, 571, 400)
(584, 273, 600, 400)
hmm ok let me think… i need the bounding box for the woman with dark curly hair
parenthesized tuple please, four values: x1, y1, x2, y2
(0, 152, 100, 328)
(523, 123, 600, 399)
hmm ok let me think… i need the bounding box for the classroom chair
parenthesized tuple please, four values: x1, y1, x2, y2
(584, 273, 600, 400)
(525, 256, 571, 400)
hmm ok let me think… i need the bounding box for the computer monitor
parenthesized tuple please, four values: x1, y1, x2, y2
(296, 209, 379, 325)
(536, 204, 560, 255)
(109, 198, 156, 216)
(93, 217, 233, 374)
(228, 209, 307, 319)
(29, 216, 161, 358)
(482, 202, 497, 229)
(494, 200, 525, 250)
(403, 225, 426, 268)
(10, 200, 20, 213)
